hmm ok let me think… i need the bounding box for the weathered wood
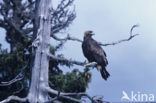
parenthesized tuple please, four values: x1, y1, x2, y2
(27, 0, 52, 102)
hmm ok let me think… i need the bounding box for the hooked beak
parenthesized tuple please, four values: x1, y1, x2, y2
(91, 32, 95, 36)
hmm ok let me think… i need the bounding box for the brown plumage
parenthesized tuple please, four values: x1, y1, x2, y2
(82, 30, 110, 80)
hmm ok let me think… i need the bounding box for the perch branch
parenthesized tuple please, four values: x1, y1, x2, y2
(0, 96, 27, 103)
(49, 53, 97, 67)
(51, 25, 139, 46)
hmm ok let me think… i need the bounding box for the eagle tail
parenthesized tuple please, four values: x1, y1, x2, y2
(100, 67, 110, 80)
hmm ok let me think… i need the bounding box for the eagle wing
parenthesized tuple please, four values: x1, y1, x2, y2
(82, 37, 110, 80)
(88, 38, 108, 65)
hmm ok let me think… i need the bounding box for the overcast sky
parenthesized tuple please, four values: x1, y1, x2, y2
(54, 0, 156, 102)
(1, 0, 156, 102)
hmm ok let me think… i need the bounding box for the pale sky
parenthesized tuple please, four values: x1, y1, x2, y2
(1, 0, 156, 102)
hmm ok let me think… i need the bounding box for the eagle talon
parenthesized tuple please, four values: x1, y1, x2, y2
(84, 62, 97, 67)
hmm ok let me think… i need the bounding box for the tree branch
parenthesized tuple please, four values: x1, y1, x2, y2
(0, 96, 27, 103)
(12, 82, 24, 95)
(99, 25, 140, 46)
(49, 53, 97, 67)
(51, 33, 83, 42)
(51, 0, 76, 34)
(55, 40, 67, 52)
(51, 25, 139, 46)
(0, 63, 28, 86)
(44, 86, 95, 103)
(45, 96, 58, 103)
(4, 17, 27, 38)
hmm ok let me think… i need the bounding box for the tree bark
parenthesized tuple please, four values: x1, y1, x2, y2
(27, 0, 52, 102)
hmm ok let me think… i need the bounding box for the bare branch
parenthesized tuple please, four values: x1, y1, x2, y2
(0, 63, 28, 86)
(44, 86, 95, 103)
(4, 17, 26, 38)
(49, 53, 97, 67)
(51, 25, 139, 46)
(99, 24, 140, 46)
(55, 41, 67, 51)
(51, 0, 76, 34)
(51, 33, 83, 42)
(45, 96, 58, 103)
(84, 62, 97, 67)
(0, 96, 27, 103)
(13, 82, 24, 95)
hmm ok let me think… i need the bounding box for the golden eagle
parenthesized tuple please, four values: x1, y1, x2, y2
(82, 30, 110, 80)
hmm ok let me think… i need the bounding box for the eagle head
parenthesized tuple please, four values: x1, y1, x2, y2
(84, 30, 95, 39)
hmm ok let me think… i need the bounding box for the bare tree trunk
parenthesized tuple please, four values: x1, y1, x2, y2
(27, 0, 52, 102)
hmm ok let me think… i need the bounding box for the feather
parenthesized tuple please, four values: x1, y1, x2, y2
(82, 30, 110, 80)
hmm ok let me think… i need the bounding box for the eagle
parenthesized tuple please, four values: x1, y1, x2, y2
(82, 30, 110, 80)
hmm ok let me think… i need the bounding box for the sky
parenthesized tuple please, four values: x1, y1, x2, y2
(1, 0, 156, 102)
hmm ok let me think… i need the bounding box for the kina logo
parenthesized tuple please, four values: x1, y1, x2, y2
(121, 91, 155, 102)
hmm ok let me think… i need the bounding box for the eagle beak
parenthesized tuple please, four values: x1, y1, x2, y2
(91, 32, 95, 36)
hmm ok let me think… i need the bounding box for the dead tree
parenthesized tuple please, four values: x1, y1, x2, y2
(27, 0, 52, 102)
